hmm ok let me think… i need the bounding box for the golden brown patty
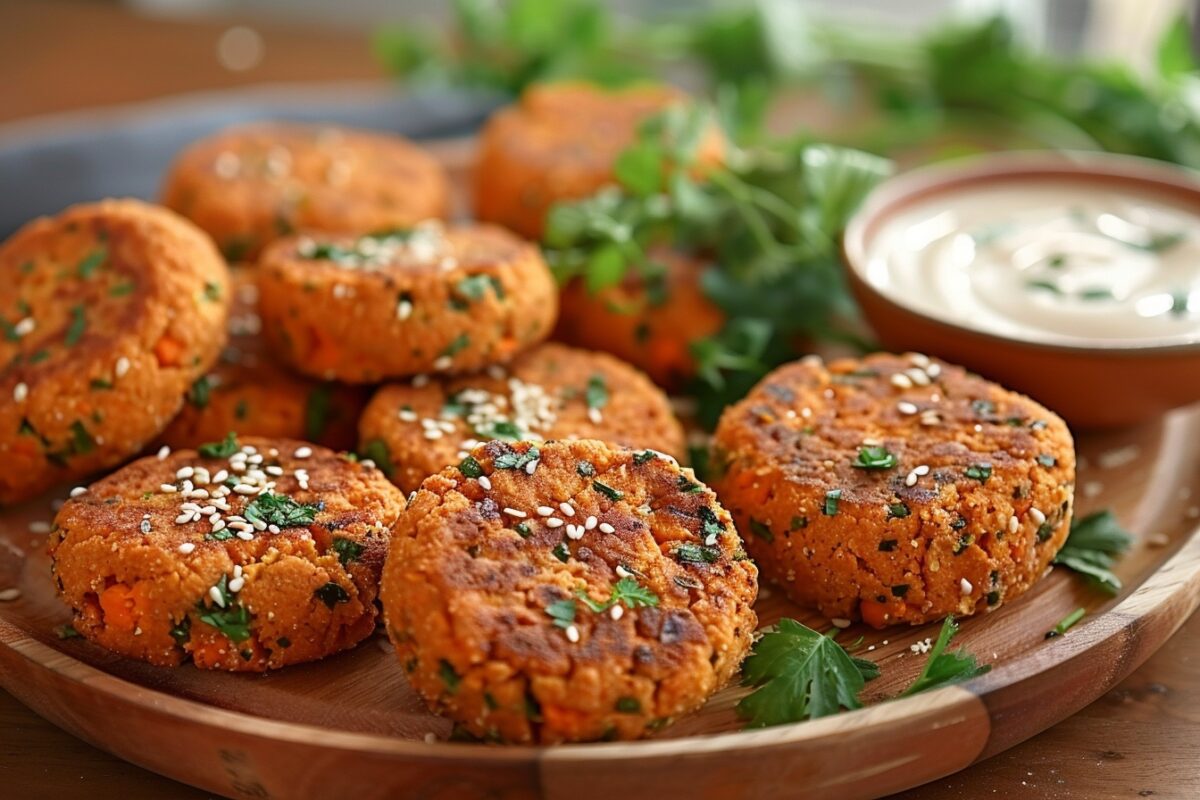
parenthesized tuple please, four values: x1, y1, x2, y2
(159, 267, 366, 451)
(257, 223, 558, 382)
(475, 82, 724, 239)
(382, 438, 758, 743)
(161, 122, 450, 261)
(712, 353, 1076, 628)
(0, 199, 229, 504)
(50, 436, 404, 671)
(554, 248, 725, 390)
(358, 342, 686, 493)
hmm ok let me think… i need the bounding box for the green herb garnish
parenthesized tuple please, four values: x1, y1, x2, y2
(852, 446, 897, 470)
(198, 432, 239, 458)
(1052, 510, 1133, 594)
(360, 438, 395, 477)
(76, 247, 107, 279)
(331, 537, 365, 566)
(313, 582, 350, 609)
(899, 617, 991, 696)
(495, 445, 539, 471)
(1046, 607, 1086, 639)
(593, 480, 623, 501)
(545, 599, 577, 629)
(586, 373, 609, 411)
(823, 489, 841, 516)
(964, 464, 992, 483)
(749, 518, 774, 542)
(187, 375, 212, 409)
(244, 493, 320, 529)
(458, 455, 484, 479)
(64, 305, 87, 346)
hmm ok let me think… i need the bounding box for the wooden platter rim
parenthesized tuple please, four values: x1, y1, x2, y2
(2, 521, 1197, 767)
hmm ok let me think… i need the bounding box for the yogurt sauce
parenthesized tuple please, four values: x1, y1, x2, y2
(863, 181, 1200, 347)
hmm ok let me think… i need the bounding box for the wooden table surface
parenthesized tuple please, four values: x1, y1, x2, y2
(0, 2, 1196, 798)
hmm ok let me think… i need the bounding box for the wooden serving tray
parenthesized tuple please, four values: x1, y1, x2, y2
(2, 140, 1199, 800)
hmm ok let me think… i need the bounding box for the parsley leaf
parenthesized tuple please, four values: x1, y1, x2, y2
(304, 384, 333, 441)
(585, 373, 609, 411)
(197, 576, 252, 643)
(545, 599, 577, 629)
(593, 480, 623, 501)
(574, 577, 659, 613)
(458, 455, 484, 478)
(243, 493, 319, 529)
(198, 432, 239, 458)
(495, 445, 540, 470)
(331, 537, 365, 566)
(360, 438, 395, 477)
(899, 617, 991, 696)
(852, 446, 897, 470)
(314, 582, 350, 609)
(1052, 510, 1133, 594)
(737, 619, 877, 727)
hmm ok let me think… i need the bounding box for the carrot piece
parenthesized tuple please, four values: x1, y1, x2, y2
(99, 584, 137, 632)
(154, 334, 186, 367)
(859, 598, 892, 630)
(541, 703, 591, 737)
(190, 638, 228, 669)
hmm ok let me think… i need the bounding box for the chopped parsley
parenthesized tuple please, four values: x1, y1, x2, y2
(749, 518, 774, 542)
(551, 541, 571, 562)
(454, 274, 504, 302)
(439, 333, 470, 359)
(1046, 607, 1086, 639)
(76, 247, 107, 279)
(887, 502, 910, 519)
(575, 577, 659, 612)
(197, 577, 251, 643)
(186, 375, 212, 409)
(304, 384, 333, 441)
(823, 489, 842, 516)
(964, 463, 992, 482)
(514, 522, 532, 538)
(674, 542, 719, 563)
(439, 659, 461, 693)
(203, 281, 222, 302)
(108, 281, 136, 297)
(677, 474, 703, 494)
(899, 617, 991, 696)
(495, 445, 539, 470)
(198, 431, 239, 458)
(593, 480, 623, 501)
(244, 493, 319, 529)
(360, 438, 395, 477)
(585, 373, 609, 411)
(314, 582, 350, 609)
(615, 697, 642, 713)
(170, 617, 191, 645)
(633, 450, 658, 465)
(331, 537, 365, 566)
(64, 305, 87, 346)
(737, 619, 879, 727)
(1052, 510, 1133, 594)
(576, 460, 596, 477)
(545, 598, 577, 629)
(852, 445, 897, 470)
(1036, 454, 1057, 468)
(458, 455, 484, 478)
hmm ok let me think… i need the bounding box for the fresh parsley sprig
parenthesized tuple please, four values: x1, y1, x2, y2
(899, 617, 991, 697)
(1053, 510, 1134, 594)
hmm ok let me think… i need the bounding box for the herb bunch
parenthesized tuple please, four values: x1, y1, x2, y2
(543, 104, 891, 427)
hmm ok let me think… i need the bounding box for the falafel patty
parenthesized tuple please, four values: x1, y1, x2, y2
(0, 199, 229, 504)
(475, 82, 724, 239)
(160, 267, 366, 451)
(712, 353, 1076, 628)
(555, 248, 725, 390)
(358, 342, 686, 493)
(50, 435, 404, 671)
(382, 438, 758, 743)
(257, 222, 558, 382)
(161, 122, 450, 261)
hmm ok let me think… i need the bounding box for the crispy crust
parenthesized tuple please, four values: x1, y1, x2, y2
(475, 82, 724, 239)
(161, 123, 450, 261)
(382, 438, 758, 743)
(49, 436, 405, 671)
(712, 353, 1076, 627)
(159, 268, 366, 451)
(257, 223, 558, 382)
(358, 342, 687, 493)
(554, 248, 725, 390)
(0, 199, 229, 504)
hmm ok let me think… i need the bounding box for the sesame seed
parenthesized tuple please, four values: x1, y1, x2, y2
(268, 524, 281, 534)
(13, 382, 28, 403)
(412, 374, 429, 388)
(599, 522, 616, 534)
(546, 517, 564, 528)
(610, 604, 624, 620)
(396, 299, 413, 320)
(503, 507, 527, 518)
(28, 521, 51, 534)
(233, 484, 257, 495)
(890, 373, 913, 389)
(209, 586, 226, 607)
(566, 524, 584, 540)
(266, 465, 284, 477)
(211, 520, 227, 533)
(228, 577, 245, 593)
(960, 578, 973, 595)
(904, 470, 920, 487)
(1030, 508, 1047, 525)
(13, 317, 34, 337)
(587, 407, 602, 425)
(423, 429, 443, 440)
(537, 506, 554, 516)
(176, 467, 194, 480)
(433, 356, 452, 371)
(910, 353, 930, 367)
(69, 486, 86, 498)
(585, 515, 597, 530)
(477, 476, 492, 491)
(0, 588, 21, 602)
(175, 513, 193, 524)
(926, 363, 942, 378)
(236, 530, 254, 541)
(914, 465, 930, 476)
(525, 459, 539, 475)
(615, 565, 633, 578)
(294, 446, 312, 459)
(115, 357, 130, 378)
(1009, 515, 1020, 533)
(897, 401, 918, 415)
(559, 502, 575, 517)
(905, 368, 931, 386)
(178, 542, 196, 554)
(399, 409, 418, 422)
(831, 618, 852, 629)
(565, 625, 580, 643)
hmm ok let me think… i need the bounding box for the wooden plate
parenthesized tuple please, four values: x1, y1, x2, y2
(2, 140, 1200, 800)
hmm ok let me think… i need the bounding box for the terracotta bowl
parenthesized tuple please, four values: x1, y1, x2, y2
(842, 151, 1200, 430)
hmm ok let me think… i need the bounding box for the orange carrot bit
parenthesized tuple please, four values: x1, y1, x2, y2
(154, 333, 186, 367)
(98, 583, 138, 632)
(859, 598, 893, 630)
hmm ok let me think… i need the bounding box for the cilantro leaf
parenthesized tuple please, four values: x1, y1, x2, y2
(737, 619, 877, 727)
(495, 445, 540, 471)
(545, 599, 577, 629)
(1052, 510, 1133, 594)
(852, 445, 897, 470)
(243, 493, 319, 529)
(585, 373, 609, 411)
(899, 617, 991, 696)
(198, 432, 239, 458)
(331, 537, 364, 566)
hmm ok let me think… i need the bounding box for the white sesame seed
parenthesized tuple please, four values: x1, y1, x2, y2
(525, 459, 539, 475)
(610, 604, 624, 620)
(831, 618, 852, 629)
(585, 515, 597, 530)
(564, 624, 581, 643)
(904, 470, 919, 487)
(266, 465, 284, 477)
(176, 467, 194, 480)
(910, 353, 930, 367)
(69, 486, 86, 498)
(13, 382, 28, 403)
(233, 484, 257, 495)
(960, 578, 973, 595)
(211, 520, 227, 533)
(599, 522, 616, 534)
(175, 513, 193, 525)
(209, 586, 226, 607)
(897, 401, 918, 415)
(13, 317, 35, 337)
(412, 374, 429, 388)
(212, 469, 227, 483)
(546, 517, 564, 528)
(587, 408, 603, 425)
(615, 565, 633, 578)
(477, 475, 492, 491)
(160, 483, 177, 493)
(566, 524, 584, 540)
(1009, 515, 1020, 533)
(228, 577, 245, 593)
(559, 502, 575, 517)
(433, 356, 453, 371)
(537, 506, 554, 516)
(914, 464, 930, 476)
(178, 542, 196, 554)
(503, 507, 527, 518)
(423, 429, 443, 440)
(28, 521, 51, 534)
(399, 409, 418, 422)
(926, 363, 942, 378)
(891, 373, 913, 389)
(236, 530, 254, 541)
(396, 299, 413, 320)
(0, 588, 20, 602)
(906, 368, 931, 386)
(1030, 508, 1047, 525)
(115, 357, 130, 378)
(268, 524, 281, 534)
(294, 446, 312, 459)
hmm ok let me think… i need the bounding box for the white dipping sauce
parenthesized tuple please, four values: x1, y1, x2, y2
(863, 180, 1200, 346)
